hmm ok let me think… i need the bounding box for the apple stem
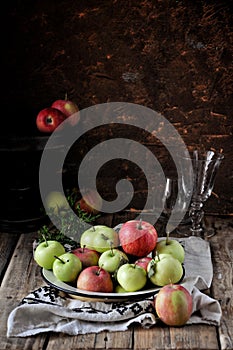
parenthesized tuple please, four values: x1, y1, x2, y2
(156, 252, 160, 261)
(166, 230, 170, 245)
(137, 218, 142, 230)
(92, 226, 96, 232)
(54, 255, 65, 264)
(42, 234, 48, 247)
(97, 265, 103, 276)
(110, 242, 114, 256)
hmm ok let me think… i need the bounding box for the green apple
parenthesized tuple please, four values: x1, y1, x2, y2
(53, 252, 82, 282)
(155, 239, 185, 263)
(34, 240, 65, 269)
(115, 284, 127, 293)
(98, 248, 129, 273)
(45, 191, 69, 215)
(117, 263, 147, 292)
(147, 253, 183, 287)
(80, 225, 120, 253)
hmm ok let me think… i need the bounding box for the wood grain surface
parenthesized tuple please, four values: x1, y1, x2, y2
(0, 214, 232, 350)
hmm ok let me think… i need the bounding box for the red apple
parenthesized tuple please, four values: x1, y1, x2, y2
(72, 247, 100, 268)
(134, 256, 153, 271)
(77, 266, 113, 293)
(155, 284, 193, 326)
(75, 189, 103, 214)
(36, 107, 66, 133)
(119, 219, 158, 257)
(51, 99, 79, 126)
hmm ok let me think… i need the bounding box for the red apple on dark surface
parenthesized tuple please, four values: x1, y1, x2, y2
(77, 266, 114, 293)
(134, 256, 153, 271)
(72, 247, 100, 268)
(119, 219, 158, 257)
(51, 99, 79, 126)
(36, 107, 66, 133)
(155, 284, 193, 326)
(75, 189, 103, 214)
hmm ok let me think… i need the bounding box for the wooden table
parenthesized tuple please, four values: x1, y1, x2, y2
(0, 214, 232, 350)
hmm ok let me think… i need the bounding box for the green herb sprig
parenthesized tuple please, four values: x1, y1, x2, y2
(37, 188, 100, 249)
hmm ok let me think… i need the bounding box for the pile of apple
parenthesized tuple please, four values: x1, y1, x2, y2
(34, 219, 193, 325)
(36, 98, 79, 133)
(34, 219, 185, 291)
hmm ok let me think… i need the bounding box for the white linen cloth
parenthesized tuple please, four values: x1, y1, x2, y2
(7, 236, 222, 337)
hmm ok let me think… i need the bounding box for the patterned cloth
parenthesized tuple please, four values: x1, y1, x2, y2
(7, 237, 222, 337)
(7, 286, 157, 336)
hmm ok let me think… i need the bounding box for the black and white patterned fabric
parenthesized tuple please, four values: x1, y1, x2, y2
(7, 237, 222, 337)
(7, 285, 158, 337)
(20, 285, 156, 321)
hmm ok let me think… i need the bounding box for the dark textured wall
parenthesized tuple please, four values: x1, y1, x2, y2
(1, 0, 233, 218)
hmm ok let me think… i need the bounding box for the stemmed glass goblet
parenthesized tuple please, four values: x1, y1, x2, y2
(188, 149, 224, 236)
(161, 177, 191, 236)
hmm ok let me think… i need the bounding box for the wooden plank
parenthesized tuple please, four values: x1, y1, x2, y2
(0, 232, 48, 350)
(1, 216, 231, 350)
(0, 232, 44, 298)
(47, 330, 133, 350)
(133, 325, 219, 350)
(0, 299, 48, 350)
(95, 330, 133, 349)
(0, 232, 19, 279)
(208, 217, 233, 350)
(46, 333, 97, 350)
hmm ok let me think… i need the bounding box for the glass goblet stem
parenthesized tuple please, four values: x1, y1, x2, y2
(189, 201, 204, 236)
